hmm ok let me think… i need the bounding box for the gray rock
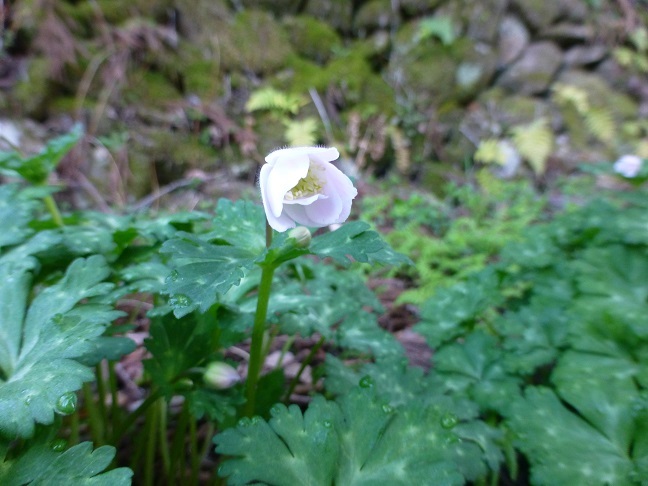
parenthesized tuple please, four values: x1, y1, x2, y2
(557, 0, 588, 22)
(511, 0, 562, 31)
(564, 44, 608, 67)
(466, 0, 508, 43)
(497, 15, 530, 69)
(303, 0, 354, 32)
(355, 0, 395, 33)
(496, 41, 563, 95)
(541, 22, 595, 45)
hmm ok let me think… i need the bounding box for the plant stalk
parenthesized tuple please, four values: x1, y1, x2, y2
(43, 194, 65, 227)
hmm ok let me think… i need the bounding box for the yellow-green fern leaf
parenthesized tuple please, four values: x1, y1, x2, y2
(246, 87, 306, 115)
(284, 118, 319, 146)
(510, 118, 554, 175)
(585, 107, 616, 145)
(552, 83, 589, 114)
(474, 139, 506, 165)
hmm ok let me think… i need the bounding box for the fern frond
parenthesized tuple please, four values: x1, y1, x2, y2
(246, 87, 306, 115)
(474, 139, 506, 166)
(585, 107, 616, 145)
(284, 118, 319, 147)
(510, 118, 554, 176)
(552, 83, 589, 114)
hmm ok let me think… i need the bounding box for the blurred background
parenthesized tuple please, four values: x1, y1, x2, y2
(0, 0, 646, 209)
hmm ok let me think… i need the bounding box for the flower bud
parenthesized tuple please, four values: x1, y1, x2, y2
(288, 226, 312, 248)
(203, 362, 240, 390)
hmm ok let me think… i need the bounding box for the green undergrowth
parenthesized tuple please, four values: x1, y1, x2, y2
(360, 169, 547, 304)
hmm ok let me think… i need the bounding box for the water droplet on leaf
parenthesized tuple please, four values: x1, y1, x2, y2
(270, 404, 283, 417)
(170, 294, 192, 308)
(55, 392, 77, 415)
(166, 270, 179, 283)
(323, 420, 332, 428)
(359, 375, 374, 389)
(382, 404, 394, 414)
(50, 438, 67, 452)
(238, 417, 251, 428)
(250, 416, 261, 425)
(440, 412, 458, 429)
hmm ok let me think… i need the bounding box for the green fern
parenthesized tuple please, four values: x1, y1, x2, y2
(245, 87, 306, 116)
(585, 107, 616, 145)
(474, 139, 507, 166)
(510, 119, 554, 176)
(283, 118, 319, 147)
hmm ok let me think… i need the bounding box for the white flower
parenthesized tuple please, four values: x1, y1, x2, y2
(259, 147, 358, 232)
(613, 155, 643, 178)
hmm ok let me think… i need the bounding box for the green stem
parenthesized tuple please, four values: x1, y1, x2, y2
(169, 401, 191, 483)
(115, 389, 164, 444)
(283, 335, 325, 402)
(69, 408, 80, 445)
(144, 403, 158, 486)
(43, 194, 65, 227)
(158, 399, 171, 475)
(95, 364, 108, 436)
(189, 417, 199, 486)
(83, 383, 104, 446)
(108, 362, 120, 442)
(244, 262, 276, 416)
(244, 222, 275, 417)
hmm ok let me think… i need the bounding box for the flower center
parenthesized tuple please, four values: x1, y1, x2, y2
(285, 165, 323, 200)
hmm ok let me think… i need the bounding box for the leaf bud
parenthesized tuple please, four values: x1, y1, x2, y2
(288, 226, 312, 248)
(204, 362, 240, 390)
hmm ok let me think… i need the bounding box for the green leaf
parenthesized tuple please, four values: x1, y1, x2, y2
(508, 387, 638, 486)
(0, 256, 125, 439)
(161, 232, 256, 317)
(0, 124, 83, 184)
(215, 387, 486, 486)
(203, 199, 265, 254)
(310, 221, 412, 267)
(433, 331, 521, 413)
(0, 185, 39, 249)
(552, 351, 638, 451)
(510, 118, 553, 176)
(0, 441, 132, 485)
(415, 268, 501, 348)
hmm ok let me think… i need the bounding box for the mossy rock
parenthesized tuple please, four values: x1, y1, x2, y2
(11, 57, 51, 119)
(399, 0, 446, 17)
(122, 69, 183, 107)
(174, 0, 231, 42)
(478, 88, 550, 129)
(134, 127, 218, 184)
(303, 0, 354, 33)
(281, 15, 342, 64)
(162, 41, 222, 99)
(220, 10, 294, 74)
(282, 55, 331, 93)
(355, 0, 394, 34)
(239, 0, 301, 16)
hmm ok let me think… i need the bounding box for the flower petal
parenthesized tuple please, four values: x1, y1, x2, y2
(265, 146, 339, 165)
(318, 161, 358, 223)
(265, 152, 310, 218)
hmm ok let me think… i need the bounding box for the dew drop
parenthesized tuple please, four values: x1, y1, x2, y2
(359, 375, 374, 389)
(440, 412, 458, 429)
(50, 438, 67, 452)
(250, 416, 261, 425)
(166, 270, 179, 283)
(323, 420, 332, 428)
(52, 313, 64, 324)
(382, 404, 394, 414)
(237, 417, 251, 428)
(270, 404, 283, 417)
(55, 392, 77, 415)
(170, 294, 192, 308)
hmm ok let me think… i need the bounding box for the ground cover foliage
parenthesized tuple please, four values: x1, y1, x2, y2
(1, 130, 647, 485)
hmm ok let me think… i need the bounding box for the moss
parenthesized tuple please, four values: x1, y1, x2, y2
(220, 10, 294, 74)
(355, 0, 394, 32)
(12, 57, 51, 118)
(281, 15, 342, 64)
(282, 55, 331, 93)
(239, 0, 301, 16)
(303, 0, 354, 33)
(122, 70, 182, 107)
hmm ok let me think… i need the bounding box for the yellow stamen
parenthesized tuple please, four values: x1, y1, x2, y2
(285, 165, 323, 200)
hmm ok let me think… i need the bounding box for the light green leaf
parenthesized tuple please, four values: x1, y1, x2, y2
(0, 256, 125, 439)
(161, 232, 256, 317)
(0, 185, 39, 249)
(0, 441, 132, 485)
(510, 118, 553, 175)
(216, 387, 481, 486)
(0, 124, 83, 184)
(508, 387, 638, 486)
(310, 221, 412, 267)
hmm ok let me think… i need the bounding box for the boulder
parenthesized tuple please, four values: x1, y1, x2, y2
(497, 15, 530, 69)
(466, 0, 509, 43)
(541, 22, 595, 46)
(563, 44, 608, 67)
(303, 0, 354, 33)
(510, 0, 562, 31)
(355, 0, 395, 34)
(496, 41, 562, 95)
